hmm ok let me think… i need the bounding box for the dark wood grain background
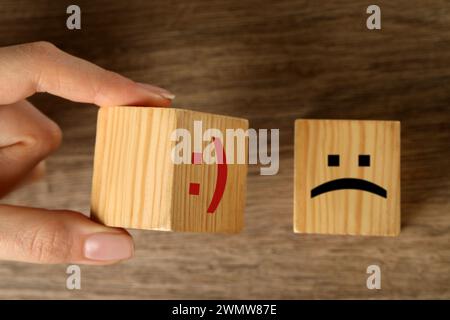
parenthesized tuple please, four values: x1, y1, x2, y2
(0, 0, 449, 299)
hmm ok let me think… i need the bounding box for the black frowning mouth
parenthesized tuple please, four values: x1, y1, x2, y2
(311, 178, 387, 198)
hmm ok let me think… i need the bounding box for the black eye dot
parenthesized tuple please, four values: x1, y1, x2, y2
(328, 154, 340, 167)
(359, 154, 371, 167)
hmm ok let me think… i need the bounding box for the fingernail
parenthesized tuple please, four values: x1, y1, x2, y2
(160, 92, 176, 100)
(137, 82, 175, 100)
(83, 233, 134, 261)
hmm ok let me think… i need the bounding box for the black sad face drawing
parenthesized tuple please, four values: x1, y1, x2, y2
(310, 154, 387, 198)
(294, 119, 400, 236)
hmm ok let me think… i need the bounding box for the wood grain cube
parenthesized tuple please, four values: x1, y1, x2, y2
(294, 119, 401, 236)
(91, 107, 248, 233)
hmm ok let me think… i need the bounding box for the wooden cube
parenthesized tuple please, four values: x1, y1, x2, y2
(91, 107, 248, 233)
(294, 119, 401, 236)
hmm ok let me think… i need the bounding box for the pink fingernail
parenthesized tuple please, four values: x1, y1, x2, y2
(83, 233, 134, 261)
(137, 82, 175, 100)
(160, 92, 176, 100)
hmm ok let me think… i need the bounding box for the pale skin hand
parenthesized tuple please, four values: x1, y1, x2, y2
(0, 42, 174, 265)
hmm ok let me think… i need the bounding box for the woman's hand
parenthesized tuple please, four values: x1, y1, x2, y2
(0, 41, 174, 265)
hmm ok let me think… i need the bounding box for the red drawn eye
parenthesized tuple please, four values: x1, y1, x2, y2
(189, 183, 200, 195)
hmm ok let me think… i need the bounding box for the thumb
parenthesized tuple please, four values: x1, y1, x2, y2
(0, 205, 134, 265)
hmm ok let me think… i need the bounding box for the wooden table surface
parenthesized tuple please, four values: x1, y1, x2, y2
(0, 0, 449, 299)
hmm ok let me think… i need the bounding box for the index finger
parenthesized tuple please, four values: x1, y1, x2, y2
(0, 41, 174, 107)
